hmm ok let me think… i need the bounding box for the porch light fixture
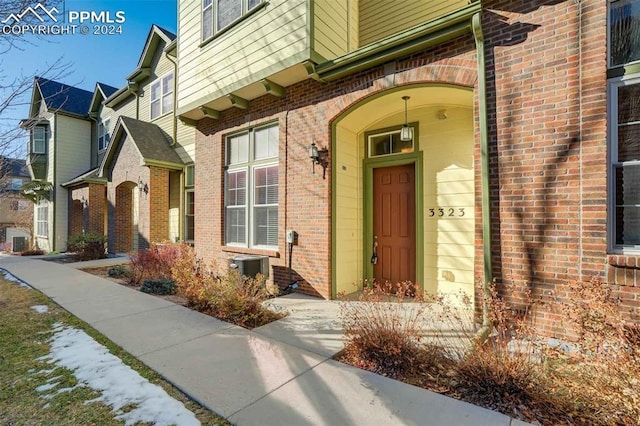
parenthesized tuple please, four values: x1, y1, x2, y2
(137, 178, 148, 194)
(400, 96, 413, 142)
(308, 142, 328, 179)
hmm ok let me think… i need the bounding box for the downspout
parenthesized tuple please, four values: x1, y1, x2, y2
(52, 113, 57, 252)
(165, 52, 178, 147)
(165, 52, 181, 241)
(472, 12, 493, 343)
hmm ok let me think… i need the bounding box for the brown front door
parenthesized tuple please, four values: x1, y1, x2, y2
(373, 164, 416, 285)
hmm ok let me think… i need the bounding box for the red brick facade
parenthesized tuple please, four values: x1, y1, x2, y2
(194, 1, 639, 334)
(69, 184, 106, 239)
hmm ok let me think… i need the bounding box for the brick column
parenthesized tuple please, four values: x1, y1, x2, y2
(87, 183, 105, 235)
(149, 167, 169, 243)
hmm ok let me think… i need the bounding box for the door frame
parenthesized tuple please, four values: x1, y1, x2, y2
(363, 137, 423, 291)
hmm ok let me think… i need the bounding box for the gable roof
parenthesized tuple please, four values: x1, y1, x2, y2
(106, 25, 177, 108)
(34, 77, 93, 117)
(98, 82, 118, 98)
(90, 82, 120, 114)
(98, 116, 184, 177)
(60, 167, 105, 188)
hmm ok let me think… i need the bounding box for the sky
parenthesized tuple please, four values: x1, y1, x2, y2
(1, 0, 178, 155)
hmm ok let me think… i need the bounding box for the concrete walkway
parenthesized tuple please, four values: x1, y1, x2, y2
(0, 255, 530, 426)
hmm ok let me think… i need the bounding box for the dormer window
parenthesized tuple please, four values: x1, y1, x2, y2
(98, 118, 111, 151)
(202, 0, 262, 41)
(31, 126, 46, 154)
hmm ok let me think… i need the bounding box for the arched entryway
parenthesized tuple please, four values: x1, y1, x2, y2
(114, 181, 137, 252)
(332, 85, 475, 302)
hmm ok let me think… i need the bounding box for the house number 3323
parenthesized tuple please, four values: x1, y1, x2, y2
(428, 207, 466, 217)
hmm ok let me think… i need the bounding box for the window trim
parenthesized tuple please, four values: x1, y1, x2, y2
(31, 126, 46, 154)
(200, 0, 266, 46)
(608, 73, 640, 253)
(98, 117, 111, 152)
(185, 188, 195, 243)
(224, 123, 279, 250)
(150, 71, 174, 120)
(365, 122, 420, 159)
(36, 200, 48, 238)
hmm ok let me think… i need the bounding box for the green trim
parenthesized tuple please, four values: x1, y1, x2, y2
(472, 12, 492, 341)
(363, 122, 419, 159)
(176, 51, 310, 116)
(143, 159, 185, 170)
(330, 84, 469, 299)
(362, 127, 423, 292)
(607, 62, 640, 79)
(316, 2, 480, 82)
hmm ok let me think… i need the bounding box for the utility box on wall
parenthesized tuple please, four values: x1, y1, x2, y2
(229, 255, 269, 279)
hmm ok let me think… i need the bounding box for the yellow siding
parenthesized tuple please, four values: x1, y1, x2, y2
(334, 125, 363, 295)
(55, 114, 92, 250)
(359, 0, 467, 46)
(313, 0, 349, 59)
(421, 106, 474, 301)
(348, 0, 359, 50)
(139, 39, 175, 124)
(177, 0, 308, 113)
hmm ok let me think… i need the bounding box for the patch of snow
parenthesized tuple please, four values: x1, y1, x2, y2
(38, 323, 200, 426)
(31, 305, 49, 314)
(0, 269, 32, 288)
(36, 381, 60, 392)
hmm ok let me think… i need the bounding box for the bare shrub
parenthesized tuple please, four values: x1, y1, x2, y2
(128, 242, 191, 285)
(339, 281, 430, 379)
(170, 247, 282, 329)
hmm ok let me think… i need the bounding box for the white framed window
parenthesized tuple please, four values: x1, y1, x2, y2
(31, 126, 46, 154)
(36, 200, 48, 237)
(608, 1, 640, 251)
(98, 118, 111, 151)
(367, 127, 415, 158)
(185, 164, 195, 242)
(185, 190, 195, 242)
(224, 123, 278, 248)
(609, 76, 640, 250)
(202, 0, 262, 41)
(150, 72, 174, 120)
(609, 0, 640, 68)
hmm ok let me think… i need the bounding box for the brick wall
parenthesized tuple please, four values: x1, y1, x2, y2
(68, 186, 87, 238)
(193, 0, 637, 335)
(107, 135, 149, 252)
(149, 166, 169, 243)
(195, 36, 477, 299)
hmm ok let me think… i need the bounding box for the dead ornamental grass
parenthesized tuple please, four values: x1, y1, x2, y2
(338, 279, 640, 425)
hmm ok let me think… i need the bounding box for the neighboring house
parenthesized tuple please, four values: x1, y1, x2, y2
(20, 77, 93, 252)
(62, 25, 194, 252)
(22, 25, 195, 253)
(0, 158, 32, 252)
(175, 0, 640, 334)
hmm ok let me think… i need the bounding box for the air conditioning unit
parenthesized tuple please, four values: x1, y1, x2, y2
(229, 255, 269, 279)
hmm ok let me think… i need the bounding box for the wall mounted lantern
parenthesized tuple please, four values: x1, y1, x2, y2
(309, 142, 328, 179)
(137, 178, 148, 194)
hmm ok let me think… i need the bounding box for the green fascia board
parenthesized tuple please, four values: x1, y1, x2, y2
(176, 51, 311, 116)
(316, 2, 481, 82)
(143, 159, 185, 170)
